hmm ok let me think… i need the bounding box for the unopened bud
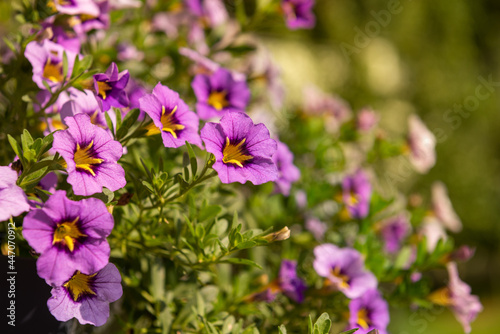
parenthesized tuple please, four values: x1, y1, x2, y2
(262, 227, 290, 242)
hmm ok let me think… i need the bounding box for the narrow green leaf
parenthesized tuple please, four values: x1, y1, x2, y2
(313, 313, 331, 334)
(7, 134, 20, 157)
(220, 258, 262, 269)
(62, 51, 69, 78)
(115, 108, 122, 130)
(338, 329, 358, 334)
(116, 108, 140, 140)
(278, 325, 287, 334)
(3, 38, 16, 53)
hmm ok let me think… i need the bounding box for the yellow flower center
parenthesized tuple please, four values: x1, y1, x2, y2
(97, 81, 112, 100)
(347, 191, 359, 206)
(160, 105, 185, 138)
(222, 137, 253, 167)
(51, 119, 67, 131)
(52, 217, 87, 252)
(357, 308, 370, 330)
(207, 90, 230, 111)
(80, 14, 97, 23)
(74, 140, 104, 176)
(427, 287, 452, 306)
(331, 266, 350, 289)
(64, 271, 97, 302)
(43, 58, 64, 83)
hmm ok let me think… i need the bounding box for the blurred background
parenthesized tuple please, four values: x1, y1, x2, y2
(256, 0, 500, 332)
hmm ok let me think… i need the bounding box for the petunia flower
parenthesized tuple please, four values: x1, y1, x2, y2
(73, 1, 110, 36)
(22, 190, 114, 285)
(348, 289, 390, 334)
(200, 112, 278, 185)
(192, 68, 250, 120)
(379, 214, 411, 254)
(47, 0, 100, 16)
(357, 107, 379, 132)
(313, 244, 377, 299)
(47, 263, 123, 326)
(278, 259, 307, 303)
(185, 0, 228, 27)
(0, 166, 30, 222)
(407, 114, 436, 174)
(93, 62, 129, 112)
(60, 89, 107, 129)
(25, 40, 78, 90)
(139, 82, 202, 148)
(53, 113, 126, 196)
(281, 0, 316, 30)
(428, 262, 482, 333)
(432, 181, 462, 233)
(305, 218, 327, 241)
(272, 140, 300, 196)
(342, 169, 372, 219)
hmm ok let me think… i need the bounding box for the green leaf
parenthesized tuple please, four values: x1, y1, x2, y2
(3, 37, 16, 53)
(115, 108, 122, 130)
(116, 108, 140, 140)
(278, 325, 287, 334)
(338, 329, 358, 334)
(314, 313, 331, 334)
(105, 111, 115, 137)
(199, 205, 222, 222)
(220, 258, 262, 269)
(7, 134, 21, 157)
(185, 141, 198, 177)
(62, 51, 69, 78)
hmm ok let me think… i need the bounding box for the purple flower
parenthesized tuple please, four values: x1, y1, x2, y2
(185, 0, 228, 27)
(93, 62, 130, 112)
(313, 244, 377, 299)
(47, 0, 100, 16)
(432, 182, 462, 233)
(305, 218, 327, 241)
(139, 83, 202, 148)
(60, 89, 107, 129)
(22, 191, 113, 285)
(53, 113, 126, 196)
(200, 112, 278, 185)
(0, 166, 30, 222)
(379, 215, 411, 254)
(125, 79, 147, 112)
(281, 0, 316, 30)
(279, 260, 307, 303)
(73, 1, 110, 36)
(420, 216, 447, 253)
(357, 107, 379, 132)
(407, 114, 436, 174)
(47, 263, 122, 326)
(348, 289, 389, 334)
(25, 40, 78, 90)
(117, 43, 144, 62)
(428, 263, 482, 333)
(273, 140, 300, 196)
(342, 169, 372, 219)
(192, 68, 250, 120)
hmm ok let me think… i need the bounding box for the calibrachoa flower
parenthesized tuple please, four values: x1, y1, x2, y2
(379, 215, 411, 254)
(200, 112, 278, 185)
(420, 216, 447, 252)
(93, 62, 130, 112)
(305, 218, 327, 241)
(53, 113, 126, 196)
(60, 89, 107, 129)
(407, 114, 436, 173)
(279, 260, 307, 303)
(348, 289, 389, 334)
(357, 107, 379, 132)
(313, 244, 377, 299)
(273, 140, 300, 196)
(47, 263, 123, 326)
(342, 169, 372, 219)
(22, 191, 114, 285)
(47, 0, 100, 16)
(185, 0, 228, 27)
(432, 181, 462, 233)
(25, 40, 78, 90)
(428, 262, 482, 333)
(139, 82, 202, 148)
(281, 0, 316, 30)
(73, 1, 110, 35)
(0, 166, 30, 222)
(192, 68, 250, 120)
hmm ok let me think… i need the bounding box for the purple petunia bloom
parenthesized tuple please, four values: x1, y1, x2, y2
(432, 181, 462, 233)
(273, 140, 300, 196)
(73, 1, 110, 36)
(380, 215, 411, 254)
(281, 0, 316, 30)
(185, 0, 228, 27)
(200, 112, 278, 185)
(348, 289, 390, 334)
(279, 260, 307, 303)
(192, 68, 250, 120)
(47, 263, 123, 326)
(0, 166, 30, 222)
(306, 218, 327, 241)
(25, 40, 78, 90)
(313, 244, 377, 299)
(53, 113, 126, 196)
(60, 89, 107, 129)
(93, 62, 130, 112)
(22, 190, 113, 285)
(342, 169, 372, 219)
(139, 83, 202, 148)
(47, 0, 100, 16)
